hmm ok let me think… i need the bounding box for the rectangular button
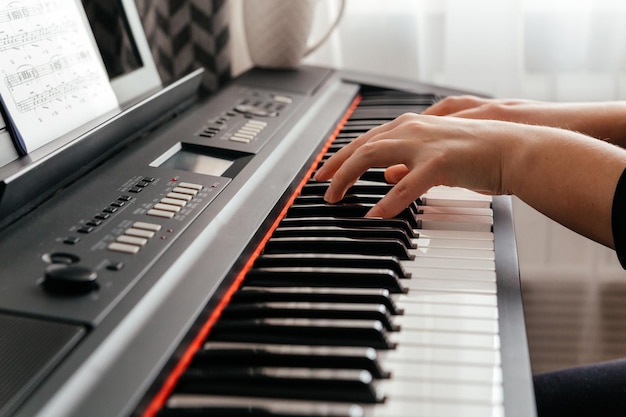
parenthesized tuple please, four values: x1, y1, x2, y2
(178, 182, 203, 190)
(133, 222, 162, 232)
(154, 203, 181, 213)
(108, 242, 140, 254)
(172, 186, 198, 195)
(233, 132, 255, 140)
(167, 192, 193, 201)
(147, 209, 175, 219)
(229, 135, 251, 143)
(117, 235, 148, 246)
(160, 197, 186, 207)
(126, 228, 156, 238)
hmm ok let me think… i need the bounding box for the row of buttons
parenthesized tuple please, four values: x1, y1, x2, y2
(228, 119, 268, 144)
(64, 195, 130, 244)
(147, 181, 203, 219)
(65, 176, 156, 242)
(198, 111, 237, 138)
(107, 222, 162, 254)
(128, 177, 156, 193)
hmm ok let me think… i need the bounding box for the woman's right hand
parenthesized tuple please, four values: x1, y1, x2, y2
(423, 96, 626, 146)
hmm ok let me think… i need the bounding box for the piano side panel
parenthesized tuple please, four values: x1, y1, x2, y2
(493, 196, 537, 417)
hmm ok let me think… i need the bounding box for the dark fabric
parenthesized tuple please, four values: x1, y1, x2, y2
(135, 0, 231, 95)
(612, 166, 626, 269)
(534, 358, 626, 416)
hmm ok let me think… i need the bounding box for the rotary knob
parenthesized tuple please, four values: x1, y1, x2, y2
(43, 264, 98, 295)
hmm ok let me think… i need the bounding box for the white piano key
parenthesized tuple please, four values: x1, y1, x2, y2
(393, 291, 498, 307)
(425, 186, 493, 198)
(402, 266, 496, 282)
(412, 246, 495, 260)
(403, 277, 497, 294)
(378, 379, 503, 405)
(382, 344, 501, 366)
(427, 186, 491, 195)
(421, 187, 493, 209)
(402, 256, 495, 271)
(420, 194, 493, 209)
(395, 300, 499, 320)
(419, 206, 493, 216)
(415, 237, 494, 250)
(417, 213, 493, 232)
(416, 229, 494, 241)
(381, 359, 503, 385)
(368, 397, 504, 417)
(390, 313, 498, 334)
(389, 328, 500, 349)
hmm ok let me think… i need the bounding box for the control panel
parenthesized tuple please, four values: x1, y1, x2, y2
(0, 81, 307, 327)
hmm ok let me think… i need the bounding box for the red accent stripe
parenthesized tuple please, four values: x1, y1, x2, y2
(141, 94, 362, 417)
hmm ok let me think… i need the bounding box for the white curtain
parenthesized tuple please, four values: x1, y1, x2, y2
(299, 0, 626, 101)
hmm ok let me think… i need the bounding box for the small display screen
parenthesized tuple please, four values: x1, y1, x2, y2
(159, 148, 235, 177)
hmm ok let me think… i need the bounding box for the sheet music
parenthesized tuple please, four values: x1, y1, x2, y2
(0, 0, 119, 154)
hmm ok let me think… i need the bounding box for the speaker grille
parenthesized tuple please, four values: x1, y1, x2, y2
(0, 314, 85, 417)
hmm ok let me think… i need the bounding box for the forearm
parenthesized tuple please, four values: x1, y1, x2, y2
(425, 97, 626, 147)
(565, 102, 626, 147)
(507, 126, 626, 248)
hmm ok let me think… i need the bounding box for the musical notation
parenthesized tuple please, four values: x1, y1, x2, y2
(0, 0, 119, 154)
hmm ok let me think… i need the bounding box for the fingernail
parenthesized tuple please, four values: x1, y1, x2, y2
(365, 206, 382, 218)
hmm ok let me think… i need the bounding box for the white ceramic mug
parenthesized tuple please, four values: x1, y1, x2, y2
(243, 0, 345, 69)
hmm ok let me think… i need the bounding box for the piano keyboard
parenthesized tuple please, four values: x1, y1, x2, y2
(144, 90, 519, 417)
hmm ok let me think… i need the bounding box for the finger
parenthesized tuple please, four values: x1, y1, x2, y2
(323, 138, 414, 203)
(315, 117, 408, 181)
(422, 95, 488, 116)
(315, 125, 386, 181)
(366, 169, 431, 218)
(384, 164, 409, 183)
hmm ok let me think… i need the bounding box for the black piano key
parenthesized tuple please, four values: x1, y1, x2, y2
(279, 216, 417, 239)
(330, 138, 357, 145)
(159, 396, 365, 417)
(287, 203, 368, 218)
(295, 194, 380, 206)
(193, 342, 390, 379)
(302, 182, 392, 196)
(209, 318, 396, 349)
(350, 107, 423, 120)
(343, 119, 391, 127)
(272, 225, 416, 250)
(232, 286, 404, 316)
(220, 301, 398, 331)
(174, 366, 383, 403)
(327, 144, 345, 153)
(358, 96, 436, 106)
(338, 125, 383, 134)
(244, 267, 407, 294)
(294, 195, 420, 215)
(254, 252, 411, 279)
(263, 236, 414, 261)
(286, 204, 418, 229)
(357, 168, 387, 183)
(302, 182, 423, 207)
